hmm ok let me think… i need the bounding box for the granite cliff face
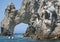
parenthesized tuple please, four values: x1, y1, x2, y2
(1, 0, 60, 39)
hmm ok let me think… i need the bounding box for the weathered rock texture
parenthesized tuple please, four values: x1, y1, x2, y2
(1, 0, 60, 40)
(1, 3, 20, 36)
(22, 0, 60, 40)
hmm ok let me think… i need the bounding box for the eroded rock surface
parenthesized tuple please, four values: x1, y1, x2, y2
(23, 0, 60, 40)
(1, 0, 60, 40)
(1, 3, 20, 36)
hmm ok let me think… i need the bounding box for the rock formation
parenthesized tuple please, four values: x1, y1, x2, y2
(23, 0, 60, 39)
(1, 0, 60, 40)
(1, 3, 20, 36)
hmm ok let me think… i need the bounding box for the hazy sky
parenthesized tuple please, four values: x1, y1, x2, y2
(0, 0, 28, 33)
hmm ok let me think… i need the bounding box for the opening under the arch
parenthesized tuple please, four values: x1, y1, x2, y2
(13, 23, 28, 34)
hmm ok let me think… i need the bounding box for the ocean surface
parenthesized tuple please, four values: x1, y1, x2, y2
(0, 34, 60, 42)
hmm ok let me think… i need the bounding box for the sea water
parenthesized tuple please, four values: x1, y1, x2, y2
(0, 34, 60, 42)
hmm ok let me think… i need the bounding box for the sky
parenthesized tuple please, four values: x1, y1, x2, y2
(0, 0, 28, 34)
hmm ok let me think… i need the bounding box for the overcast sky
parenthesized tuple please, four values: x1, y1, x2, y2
(0, 0, 28, 34)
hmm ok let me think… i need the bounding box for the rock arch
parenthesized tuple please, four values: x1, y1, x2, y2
(1, 0, 60, 40)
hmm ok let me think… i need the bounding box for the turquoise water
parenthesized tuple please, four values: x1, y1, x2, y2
(0, 34, 60, 42)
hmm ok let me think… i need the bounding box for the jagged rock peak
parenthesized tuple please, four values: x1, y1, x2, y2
(1, 2, 19, 36)
(7, 2, 15, 9)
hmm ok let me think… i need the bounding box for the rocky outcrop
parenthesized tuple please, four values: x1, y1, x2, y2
(1, 3, 20, 36)
(23, 0, 60, 40)
(1, 0, 60, 40)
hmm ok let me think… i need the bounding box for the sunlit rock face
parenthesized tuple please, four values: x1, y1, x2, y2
(1, 0, 60, 40)
(22, 0, 60, 39)
(1, 3, 20, 36)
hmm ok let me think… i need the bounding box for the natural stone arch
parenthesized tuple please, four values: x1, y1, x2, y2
(1, 0, 60, 40)
(1, 1, 32, 36)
